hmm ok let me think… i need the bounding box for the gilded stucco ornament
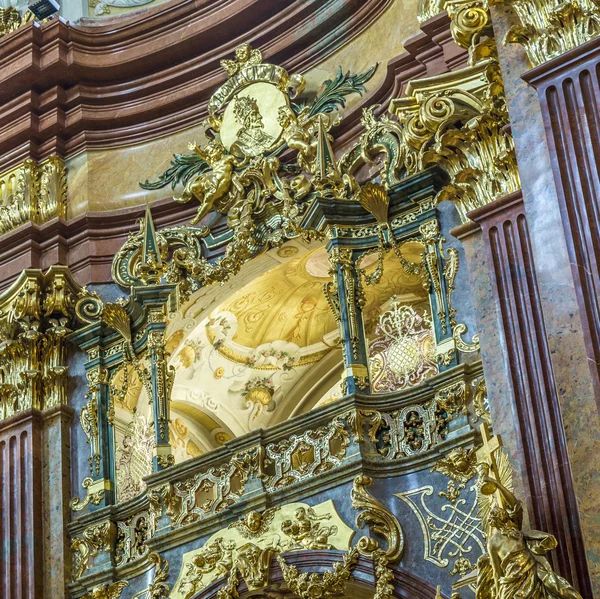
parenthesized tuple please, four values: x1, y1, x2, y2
(277, 548, 359, 599)
(351, 475, 404, 561)
(114, 46, 377, 296)
(0, 267, 90, 421)
(171, 500, 354, 599)
(396, 446, 485, 584)
(431, 447, 478, 483)
(500, 0, 600, 66)
(81, 581, 129, 599)
(0, 155, 66, 235)
(71, 520, 116, 580)
(364, 380, 469, 458)
(474, 424, 583, 599)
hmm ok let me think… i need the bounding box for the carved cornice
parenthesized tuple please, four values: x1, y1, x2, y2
(0, 0, 391, 169)
(0, 198, 197, 292)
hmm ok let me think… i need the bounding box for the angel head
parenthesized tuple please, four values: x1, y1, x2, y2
(205, 140, 226, 162)
(488, 505, 521, 539)
(245, 510, 263, 532)
(235, 43, 252, 63)
(277, 105, 296, 128)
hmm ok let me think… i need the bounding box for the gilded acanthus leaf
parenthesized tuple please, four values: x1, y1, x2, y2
(277, 548, 359, 599)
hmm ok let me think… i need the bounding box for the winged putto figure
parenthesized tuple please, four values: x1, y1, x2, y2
(475, 426, 582, 599)
(174, 141, 244, 225)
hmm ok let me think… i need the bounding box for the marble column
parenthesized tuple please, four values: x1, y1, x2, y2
(485, 6, 600, 593)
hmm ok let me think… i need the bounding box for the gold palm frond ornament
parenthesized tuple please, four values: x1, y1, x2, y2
(358, 182, 419, 284)
(102, 303, 132, 346)
(359, 182, 390, 225)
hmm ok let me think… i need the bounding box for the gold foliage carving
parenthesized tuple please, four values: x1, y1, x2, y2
(277, 548, 359, 599)
(72, 520, 115, 581)
(70, 477, 107, 511)
(172, 500, 354, 599)
(146, 552, 171, 599)
(364, 381, 468, 459)
(82, 581, 129, 599)
(431, 447, 478, 483)
(345, 56, 520, 225)
(0, 267, 87, 421)
(263, 416, 350, 490)
(501, 0, 600, 67)
(0, 155, 66, 235)
(351, 475, 404, 562)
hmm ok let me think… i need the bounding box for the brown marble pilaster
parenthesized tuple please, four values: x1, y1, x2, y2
(482, 6, 600, 592)
(0, 409, 44, 599)
(522, 37, 600, 412)
(452, 191, 593, 595)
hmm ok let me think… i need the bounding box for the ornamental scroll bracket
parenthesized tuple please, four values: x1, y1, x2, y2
(339, 0, 520, 226)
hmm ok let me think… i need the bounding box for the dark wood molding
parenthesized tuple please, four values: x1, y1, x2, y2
(0, 0, 392, 168)
(0, 197, 196, 291)
(0, 11, 467, 292)
(0, 5, 466, 171)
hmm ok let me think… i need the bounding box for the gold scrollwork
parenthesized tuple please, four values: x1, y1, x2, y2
(82, 581, 129, 599)
(172, 500, 354, 599)
(70, 477, 107, 511)
(0, 155, 66, 234)
(351, 475, 404, 562)
(71, 520, 115, 581)
(0, 267, 87, 422)
(263, 416, 350, 490)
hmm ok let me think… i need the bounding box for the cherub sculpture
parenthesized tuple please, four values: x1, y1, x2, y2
(475, 427, 582, 599)
(277, 106, 318, 173)
(228, 507, 280, 539)
(174, 141, 244, 225)
(179, 537, 237, 599)
(220, 43, 263, 77)
(281, 506, 337, 550)
(82, 582, 128, 599)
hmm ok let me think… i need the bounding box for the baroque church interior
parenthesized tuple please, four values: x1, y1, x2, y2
(1, 0, 600, 598)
